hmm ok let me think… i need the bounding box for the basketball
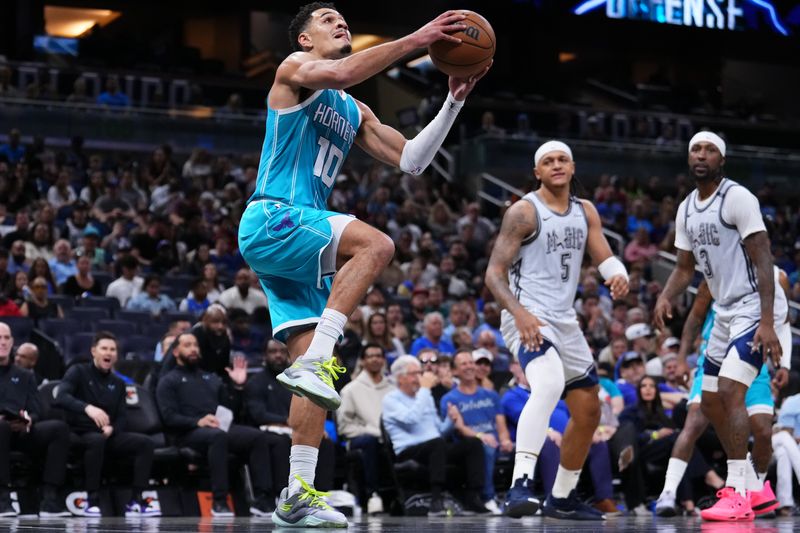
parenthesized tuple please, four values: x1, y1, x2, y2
(428, 10, 495, 78)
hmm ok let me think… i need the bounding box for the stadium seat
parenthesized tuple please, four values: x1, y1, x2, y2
(48, 294, 75, 311)
(91, 271, 113, 292)
(63, 332, 96, 368)
(121, 334, 157, 361)
(37, 380, 66, 421)
(116, 310, 152, 330)
(2, 316, 34, 342)
(40, 318, 83, 340)
(68, 307, 111, 325)
(162, 311, 196, 324)
(96, 319, 138, 338)
(79, 296, 120, 316)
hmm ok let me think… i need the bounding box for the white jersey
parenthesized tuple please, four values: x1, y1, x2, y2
(677, 178, 761, 307)
(506, 191, 588, 317)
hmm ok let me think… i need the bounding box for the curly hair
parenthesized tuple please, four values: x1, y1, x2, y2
(288, 2, 337, 52)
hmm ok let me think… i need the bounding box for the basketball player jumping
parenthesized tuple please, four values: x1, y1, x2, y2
(238, 3, 488, 527)
(485, 140, 629, 520)
(654, 132, 787, 521)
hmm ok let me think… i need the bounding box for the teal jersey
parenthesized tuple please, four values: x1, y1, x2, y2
(699, 307, 716, 358)
(251, 88, 361, 209)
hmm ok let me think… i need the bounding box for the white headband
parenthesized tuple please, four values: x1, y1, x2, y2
(534, 140, 573, 167)
(688, 132, 726, 157)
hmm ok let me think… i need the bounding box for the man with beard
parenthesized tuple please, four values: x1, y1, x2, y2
(655, 132, 787, 521)
(236, 3, 489, 528)
(7, 240, 29, 275)
(156, 332, 274, 517)
(56, 332, 159, 517)
(218, 269, 268, 316)
(2, 211, 30, 250)
(0, 321, 70, 517)
(160, 304, 235, 378)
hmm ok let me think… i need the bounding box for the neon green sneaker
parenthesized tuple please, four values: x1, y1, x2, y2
(277, 356, 345, 411)
(271, 476, 348, 528)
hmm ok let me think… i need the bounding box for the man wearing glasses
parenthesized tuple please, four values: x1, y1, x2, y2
(417, 348, 454, 406)
(337, 344, 393, 514)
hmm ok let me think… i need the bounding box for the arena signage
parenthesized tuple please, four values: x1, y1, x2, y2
(572, 0, 790, 35)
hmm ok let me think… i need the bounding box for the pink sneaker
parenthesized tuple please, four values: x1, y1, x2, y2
(700, 487, 754, 522)
(749, 481, 780, 516)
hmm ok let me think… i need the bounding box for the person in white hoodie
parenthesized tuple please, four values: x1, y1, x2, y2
(336, 343, 394, 514)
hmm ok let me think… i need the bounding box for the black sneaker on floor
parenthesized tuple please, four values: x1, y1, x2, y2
(250, 494, 276, 517)
(542, 490, 605, 521)
(428, 496, 447, 517)
(39, 498, 70, 518)
(461, 493, 490, 515)
(211, 499, 234, 517)
(503, 475, 540, 518)
(0, 495, 17, 517)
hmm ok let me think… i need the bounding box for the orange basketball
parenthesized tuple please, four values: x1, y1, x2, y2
(428, 10, 495, 78)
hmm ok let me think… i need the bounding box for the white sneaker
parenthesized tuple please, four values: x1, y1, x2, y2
(367, 493, 383, 514)
(484, 498, 502, 515)
(630, 503, 650, 516)
(655, 490, 677, 517)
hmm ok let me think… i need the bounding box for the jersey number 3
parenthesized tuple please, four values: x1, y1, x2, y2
(314, 136, 344, 187)
(698, 248, 714, 279)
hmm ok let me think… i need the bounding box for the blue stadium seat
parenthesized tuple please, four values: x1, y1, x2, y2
(96, 319, 138, 338)
(68, 307, 111, 325)
(64, 332, 96, 368)
(79, 296, 120, 316)
(40, 318, 83, 340)
(1, 316, 34, 342)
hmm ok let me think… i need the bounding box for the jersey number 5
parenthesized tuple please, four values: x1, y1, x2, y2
(560, 252, 571, 282)
(313, 136, 344, 187)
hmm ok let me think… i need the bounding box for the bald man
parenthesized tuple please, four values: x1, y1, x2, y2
(0, 322, 70, 517)
(14, 342, 42, 385)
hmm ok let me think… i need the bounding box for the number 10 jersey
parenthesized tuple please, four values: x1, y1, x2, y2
(250, 88, 361, 209)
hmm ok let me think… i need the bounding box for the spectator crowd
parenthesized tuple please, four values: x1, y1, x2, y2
(1, 124, 800, 518)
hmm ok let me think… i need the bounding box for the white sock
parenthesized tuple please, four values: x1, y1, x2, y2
(304, 308, 347, 361)
(727, 459, 747, 497)
(551, 465, 581, 499)
(288, 445, 318, 496)
(662, 458, 688, 495)
(745, 452, 764, 492)
(511, 451, 538, 487)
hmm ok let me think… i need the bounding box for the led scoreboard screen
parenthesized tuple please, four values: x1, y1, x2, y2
(571, 0, 797, 36)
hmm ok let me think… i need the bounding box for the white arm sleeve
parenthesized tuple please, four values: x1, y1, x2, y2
(399, 93, 464, 175)
(722, 186, 766, 240)
(674, 200, 692, 251)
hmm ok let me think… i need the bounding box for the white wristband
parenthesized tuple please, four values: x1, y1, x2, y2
(399, 92, 463, 175)
(598, 256, 628, 281)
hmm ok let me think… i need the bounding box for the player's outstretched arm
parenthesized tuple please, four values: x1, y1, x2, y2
(581, 200, 629, 300)
(281, 11, 467, 91)
(353, 64, 489, 173)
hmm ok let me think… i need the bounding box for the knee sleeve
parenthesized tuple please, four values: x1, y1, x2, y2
(516, 349, 565, 454)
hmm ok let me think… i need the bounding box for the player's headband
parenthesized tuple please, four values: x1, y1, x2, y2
(534, 140, 573, 167)
(688, 132, 726, 157)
